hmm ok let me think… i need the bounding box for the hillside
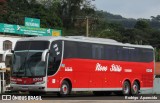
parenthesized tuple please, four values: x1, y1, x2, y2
(97, 11, 160, 29)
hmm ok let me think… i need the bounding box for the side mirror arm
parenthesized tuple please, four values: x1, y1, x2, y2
(41, 49, 49, 62)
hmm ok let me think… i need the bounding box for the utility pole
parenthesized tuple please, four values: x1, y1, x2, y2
(86, 16, 89, 37)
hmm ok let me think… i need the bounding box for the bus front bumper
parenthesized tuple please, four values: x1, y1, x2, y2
(10, 84, 46, 92)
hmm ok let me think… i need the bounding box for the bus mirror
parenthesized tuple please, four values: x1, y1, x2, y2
(2, 50, 11, 62)
(41, 49, 49, 62)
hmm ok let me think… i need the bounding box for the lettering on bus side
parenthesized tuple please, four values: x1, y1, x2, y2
(65, 67, 73, 72)
(146, 69, 152, 73)
(33, 78, 43, 82)
(110, 64, 122, 72)
(53, 44, 60, 55)
(95, 63, 108, 72)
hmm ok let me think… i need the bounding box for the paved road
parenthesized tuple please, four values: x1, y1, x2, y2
(0, 93, 160, 103)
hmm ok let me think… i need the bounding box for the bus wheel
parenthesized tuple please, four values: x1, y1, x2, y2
(59, 80, 71, 97)
(131, 81, 139, 95)
(122, 81, 131, 95)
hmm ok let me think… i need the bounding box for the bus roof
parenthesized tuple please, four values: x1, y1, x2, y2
(17, 36, 153, 49)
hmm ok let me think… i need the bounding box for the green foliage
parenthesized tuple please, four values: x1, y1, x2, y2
(134, 19, 150, 30)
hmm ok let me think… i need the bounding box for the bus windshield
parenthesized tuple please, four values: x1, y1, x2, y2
(11, 41, 49, 77)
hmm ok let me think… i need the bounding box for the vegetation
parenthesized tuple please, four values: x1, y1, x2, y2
(1, 0, 160, 61)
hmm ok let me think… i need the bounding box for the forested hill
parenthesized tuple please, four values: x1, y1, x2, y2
(96, 11, 136, 28)
(97, 11, 160, 30)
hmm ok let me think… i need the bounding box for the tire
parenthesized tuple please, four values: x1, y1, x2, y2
(58, 80, 71, 97)
(131, 81, 139, 95)
(122, 81, 131, 95)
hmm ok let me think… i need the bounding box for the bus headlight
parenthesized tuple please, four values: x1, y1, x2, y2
(35, 81, 45, 85)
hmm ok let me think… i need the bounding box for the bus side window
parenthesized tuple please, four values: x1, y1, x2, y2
(141, 49, 153, 62)
(92, 46, 98, 59)
(92, 45, 104, 59)
(64, 41, 78, 59)
(105, 46, 118, 60)
(78, 43, 92, 59)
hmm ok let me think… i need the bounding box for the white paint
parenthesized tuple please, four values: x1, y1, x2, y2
(124, 69, 132, 72)
(95, 63, 108, 72)
(33, 78, 43, 82)
(52, 79, 56, 84)
(146, 69, 152, 73)
(65, 67, 73, 72)
(110, 64, 122, 72)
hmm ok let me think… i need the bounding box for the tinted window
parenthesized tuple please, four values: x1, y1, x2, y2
(140, 49, 153, 62)
(63, 41, 153, 62)
(130, 48, 140, 62)
(78, 43, 92, 59)
(105, 45, 118, 60)
(64, 41, 92, 59)
(118, 47, 129, 61)
(15, 41, 49, 51)
(64, 41, 78, 58)
(92, 45, 104, 59)
(47, 40, 62, 76)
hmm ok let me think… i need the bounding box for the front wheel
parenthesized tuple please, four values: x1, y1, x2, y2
(58, 80, 71, 97)
(131, 81, 139, 95)
(122, 81, 131, 95)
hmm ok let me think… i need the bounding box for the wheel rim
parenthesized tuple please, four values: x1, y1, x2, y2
(133, 84, 138, 93)
(124, 84, 129, 94)
(62, 84, 68, 94)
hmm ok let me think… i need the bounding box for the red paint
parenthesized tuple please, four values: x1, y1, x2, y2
(47, 58, 154, 89)
(10, 59, 154, 90)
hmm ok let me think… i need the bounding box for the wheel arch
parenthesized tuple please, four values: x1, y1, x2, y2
(60, 78, 72, 90)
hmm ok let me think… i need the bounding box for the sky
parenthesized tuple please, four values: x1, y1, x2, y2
(92, 0, 160, 19)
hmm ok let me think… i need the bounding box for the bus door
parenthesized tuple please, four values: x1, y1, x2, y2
(47, 40, 62, 89)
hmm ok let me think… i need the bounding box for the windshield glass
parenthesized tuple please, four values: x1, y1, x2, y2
(11, 41, 49, 77)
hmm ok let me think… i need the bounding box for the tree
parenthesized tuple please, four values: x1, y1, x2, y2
(0, 0, 9, 22)
(60, 0, 95, 32)
(134, 19, 150, 30)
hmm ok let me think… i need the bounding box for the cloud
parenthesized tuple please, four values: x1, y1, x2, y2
(93, 0, 160, 19)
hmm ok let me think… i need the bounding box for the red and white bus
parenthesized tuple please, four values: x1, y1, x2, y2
(8, 36, 154, 96)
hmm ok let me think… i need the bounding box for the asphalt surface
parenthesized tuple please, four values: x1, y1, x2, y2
(0, 92, 160, 102)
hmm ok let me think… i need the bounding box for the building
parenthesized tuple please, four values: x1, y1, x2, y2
(0, 34, 21, 68)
